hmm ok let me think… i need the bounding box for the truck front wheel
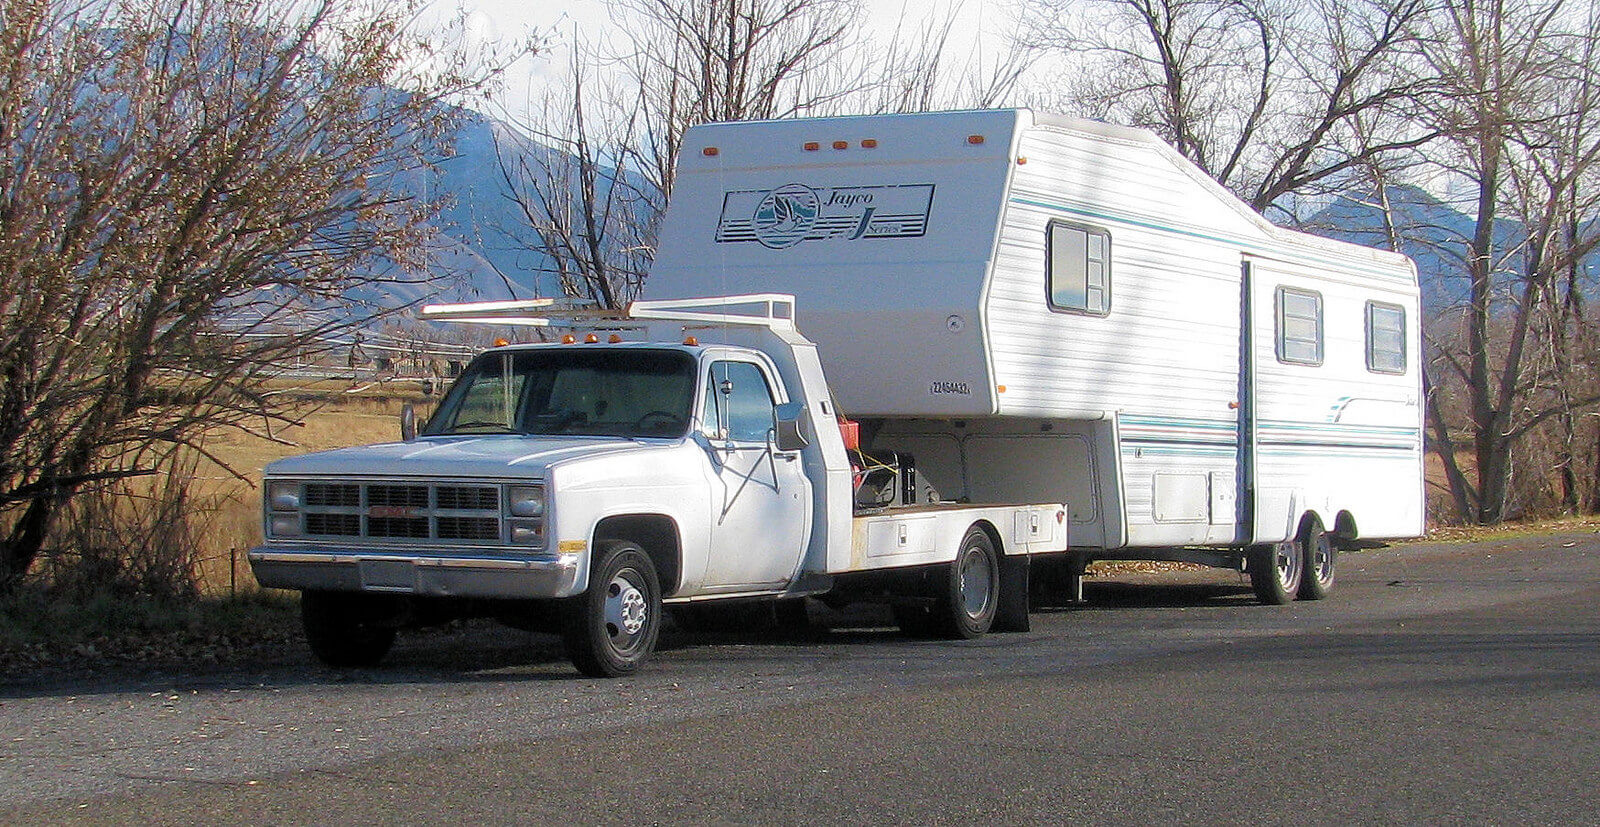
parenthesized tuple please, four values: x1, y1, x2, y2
(561, 540, 662, 678)
(300, 590, 397, 668)
(935, 527, 999, 639)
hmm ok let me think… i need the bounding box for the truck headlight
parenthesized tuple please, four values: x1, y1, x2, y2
(268, 480, 301, 512)
(269, 513, 302, 537)
(508, 485, 545, 518)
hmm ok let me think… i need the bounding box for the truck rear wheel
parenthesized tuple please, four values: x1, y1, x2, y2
(935, 527, 999, 639)
(561, 540, 662, 678)
(1297, 519, 1336, 600)
(300, 590, 397, 668)
(1248, 540, 1303, 605)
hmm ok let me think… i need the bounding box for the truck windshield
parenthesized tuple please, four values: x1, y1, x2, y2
(424, 348, 697, 439)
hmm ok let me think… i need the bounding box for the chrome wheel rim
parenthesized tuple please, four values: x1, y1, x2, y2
(1311, 534, 1334, 584)
(604, 570, 649, 649)
(959, 547, 994, 618)
(1274, 540, 1302, 590)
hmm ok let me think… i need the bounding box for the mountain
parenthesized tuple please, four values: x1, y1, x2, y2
(1301, 184, 1600, 317)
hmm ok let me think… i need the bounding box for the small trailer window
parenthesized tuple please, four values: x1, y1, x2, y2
(1275, 287, 1323, 366)
(1047, 221, 1111, 315)
(1366, 301, 1407, 374)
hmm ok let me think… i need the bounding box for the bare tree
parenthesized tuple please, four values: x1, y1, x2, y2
(1018, 0, 1438, 216)
(496, 40, 656, 309)
(1419, 0, 1600, 523)
(0, 0, 504, 589)
(615, 0, 863, 204)
(495, 0, 863, 307)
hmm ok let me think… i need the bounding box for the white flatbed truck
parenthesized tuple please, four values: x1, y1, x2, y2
(250, 294, 1067, 676)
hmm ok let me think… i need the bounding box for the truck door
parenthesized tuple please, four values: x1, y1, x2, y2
(698, 359, 812, 591)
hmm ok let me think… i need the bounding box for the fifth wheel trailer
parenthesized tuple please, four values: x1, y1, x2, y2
(644, 108, 1424, 602)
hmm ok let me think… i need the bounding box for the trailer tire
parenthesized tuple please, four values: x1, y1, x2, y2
(1248, 540, 1303, 606)
(300, 591, 396, 668)
(935, 526, 999, 639)
(561, 541, 662, 678)
(1298, 519, 1336, 600)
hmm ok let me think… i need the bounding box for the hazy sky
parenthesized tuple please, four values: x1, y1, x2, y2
(418, 0, 1011, 119)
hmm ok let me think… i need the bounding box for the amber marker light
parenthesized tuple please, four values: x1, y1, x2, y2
(702, 147, 719, 156)
(997, 385, 1007, 393)
(967, 135, 985, 145)
(561, 334, 577, 344)
(832, 140, 848, 150)
(584, 333, 599, 343)
(1017, 157, 1028, 165)
(803, 141, 820, 151)
(609, 334, 623, 343)
(861, 139, 878, 148)
(493, 337, 510, 347)
(683, 336, 699, 346)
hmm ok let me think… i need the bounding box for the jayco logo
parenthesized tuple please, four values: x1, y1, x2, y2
(716, 183, 935, 249)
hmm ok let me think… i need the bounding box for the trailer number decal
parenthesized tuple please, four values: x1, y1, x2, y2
(930, 381, 971, 396)
(716, 183, 935, 249)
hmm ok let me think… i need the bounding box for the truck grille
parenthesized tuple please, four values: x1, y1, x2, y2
(298, 481, 504, 544)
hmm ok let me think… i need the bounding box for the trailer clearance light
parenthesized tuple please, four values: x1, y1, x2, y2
(561, 334, 577, 344)
(585, 333, 600, 343)
(967, 135, 985, 145)
(833, 140, 848, 150)
(861, 139, 878, 149)
(494, 338, 510, 347)
(683, 336, 699, 346)
(609, 334, 623, 343)
(803, 141, 820, 151)
(702, 147, 719, 156)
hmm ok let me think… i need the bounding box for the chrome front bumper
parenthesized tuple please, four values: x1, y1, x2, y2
(248, 546, 582, 599)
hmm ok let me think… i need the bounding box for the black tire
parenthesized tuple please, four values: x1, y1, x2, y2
(933, 526, 1000, 639)
(1248, 540, 1303, 605)
(1297, 519, 1337, 600)
(561, 540, 662, 678)
(300, 590, 397, 668)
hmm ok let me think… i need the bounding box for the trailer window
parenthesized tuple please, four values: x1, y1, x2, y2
(1047, 221, 1110, 315)
(1275, 287, 1323, 366)
(1366, 301, 1407, 374)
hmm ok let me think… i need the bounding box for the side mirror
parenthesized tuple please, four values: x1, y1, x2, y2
(400, 404, 417, 441)
(773, 401, 810, 452)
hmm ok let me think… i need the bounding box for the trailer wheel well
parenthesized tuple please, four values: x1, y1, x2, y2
(594, 515, 682, 596)
(1333, 511, 1359, 547)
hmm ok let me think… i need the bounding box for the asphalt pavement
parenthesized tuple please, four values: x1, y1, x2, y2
(3, 532, 1597, 824)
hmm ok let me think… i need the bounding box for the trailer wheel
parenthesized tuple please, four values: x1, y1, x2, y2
(935, 527, 999, 639)
(300, 591, 397, 668)
(1297, 519, 1336, 600)
(1248, 540, 1303, 605)
(561, 540, 662, 678)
